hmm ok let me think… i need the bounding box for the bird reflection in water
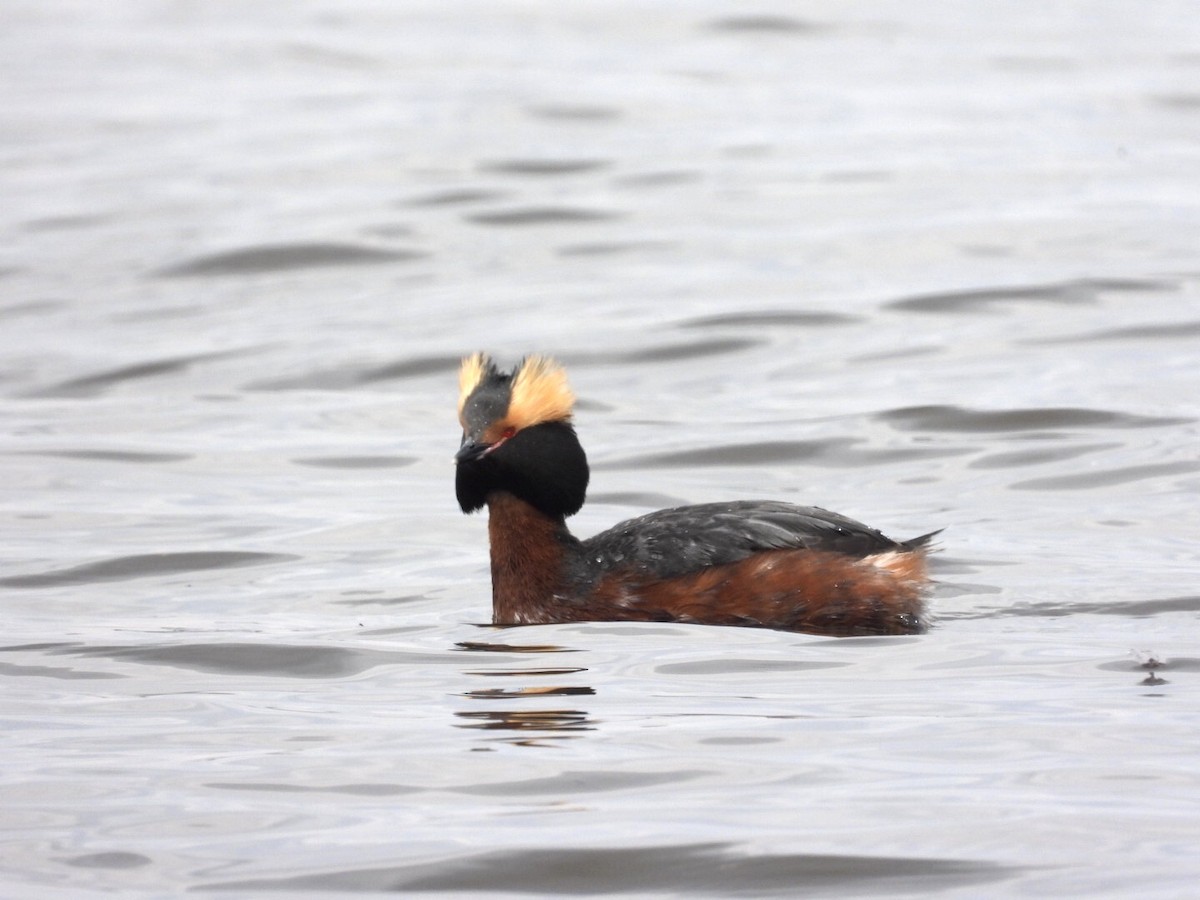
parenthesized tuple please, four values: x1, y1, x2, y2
(454, 639, 597, 744)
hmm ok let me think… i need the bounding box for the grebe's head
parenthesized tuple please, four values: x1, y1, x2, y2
(454, 353, 588, 517)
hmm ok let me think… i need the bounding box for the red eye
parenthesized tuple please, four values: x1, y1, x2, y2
(501, 427, 516, 440)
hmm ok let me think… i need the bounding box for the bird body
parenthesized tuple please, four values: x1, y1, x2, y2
(455, 354, 936, 637)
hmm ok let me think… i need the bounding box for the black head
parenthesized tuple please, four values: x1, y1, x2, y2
(454, 354, 589, 518)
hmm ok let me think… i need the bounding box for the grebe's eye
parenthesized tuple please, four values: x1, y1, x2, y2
(501, 426, 516, 440)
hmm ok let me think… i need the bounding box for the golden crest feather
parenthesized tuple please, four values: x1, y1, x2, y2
(458, 352, 494, 416)
(509, 355, 575, 428)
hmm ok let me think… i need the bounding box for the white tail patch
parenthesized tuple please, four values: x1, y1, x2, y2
(864, 549, 928, 585)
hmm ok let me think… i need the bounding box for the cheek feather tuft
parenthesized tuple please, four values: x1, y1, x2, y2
(508, 355, 575, 429)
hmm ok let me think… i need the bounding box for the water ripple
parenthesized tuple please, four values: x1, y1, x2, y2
(292, 455, 416, 469)
(454, 769, 707, 797)
(22, 214, 110, 232)
(589, 490, 692, 509)
(528, 104, 622, 121)
(16, 449, 191, 464)
(44, 641, 458, 678)
(466, 206, 621, 226)
(887, 277, 1174, 313)
(1153, 93, 1200, 111)
(0, 660, 123, 681)
(206, 782, 421, 796)
(1010, 460, 1200, 491)
(977, 595, 1200, 619)
(572, 338, 760, 366)
(60, 852, 151, 870)
(407, 187, 509, 206)
(30, 351, 240, 398)
(614, 170, 703, 188)
(603, 438, 968, 470)
(155, 242, 427, 277)
(557, 240, 674, 257)
(0, 551, 296, 589)
(657, 658, 850, 675)
(878, 405, 1191, 432)
(680, 310, 860, 328)
(247, 353, 457, 390)
(0, 300, 62, 319)
(706, 16, 826, 34)
(479, 159, 609, 176)
(200, 843, 1012, 895)
(967, 443, 1119, 469)
(1025, 320, 1200, 344)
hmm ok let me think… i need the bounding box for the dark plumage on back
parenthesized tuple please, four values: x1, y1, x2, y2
(582, 500, 937, 581)
(454, 353, 939, 637)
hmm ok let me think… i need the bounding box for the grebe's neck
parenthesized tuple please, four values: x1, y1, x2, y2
(486, 492, 578, 624)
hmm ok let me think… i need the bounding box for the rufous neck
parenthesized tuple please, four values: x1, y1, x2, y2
(486, 492, 574, 624)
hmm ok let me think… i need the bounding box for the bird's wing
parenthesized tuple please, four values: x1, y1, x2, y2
(581, 500, 931, 581)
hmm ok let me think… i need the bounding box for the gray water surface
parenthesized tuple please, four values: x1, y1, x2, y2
(3, 3, 1200, 898)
